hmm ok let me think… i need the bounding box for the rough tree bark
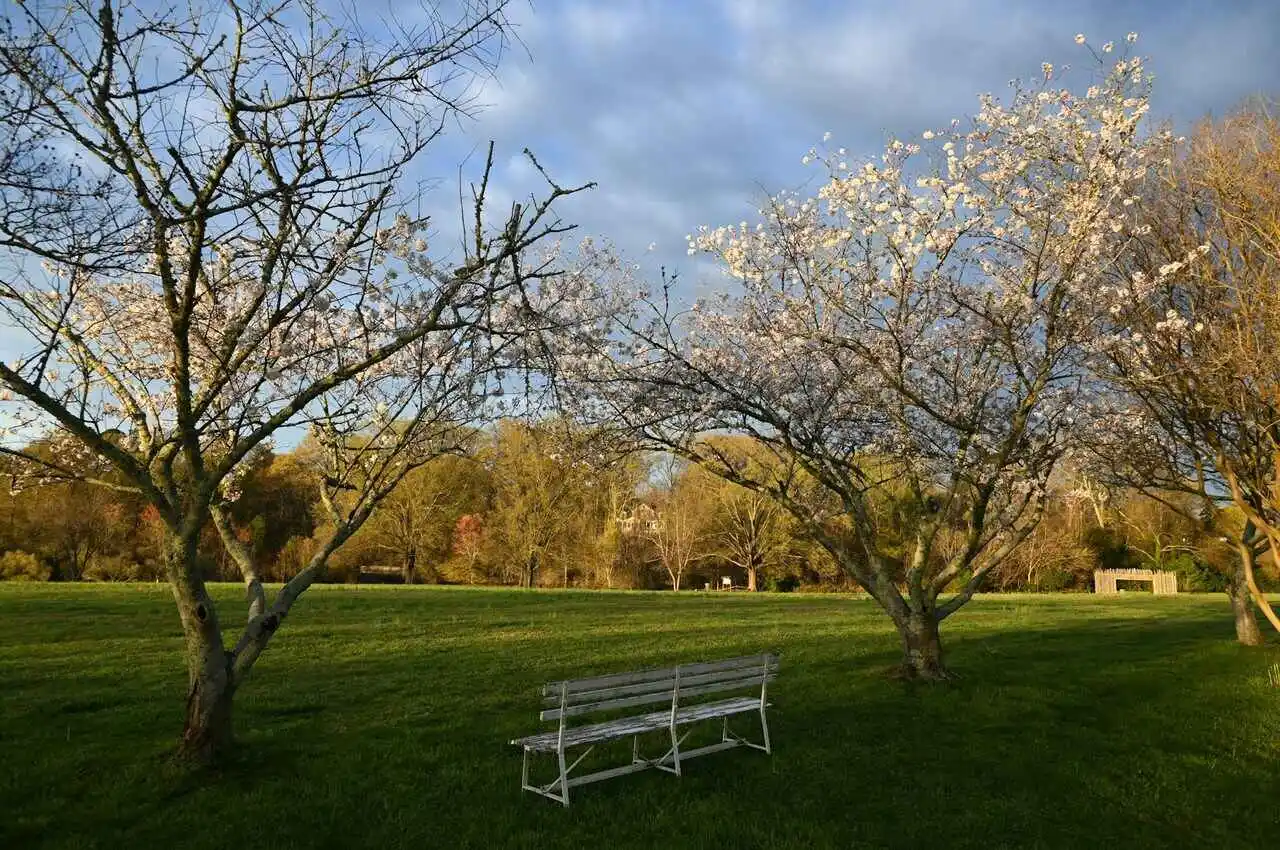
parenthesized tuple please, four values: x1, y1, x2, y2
(166, 531, 235, 761)
(1230, 529, 1264, 645)
(895, 609, 948, 681)
(1228, 566, 1263, 646)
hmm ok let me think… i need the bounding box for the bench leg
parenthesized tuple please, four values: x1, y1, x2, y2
(720, 712, 772, 754)
(556, 746, 571, 807)
(759, 706, 772, 756)
(669, 723, 682, 776)
(520, 747, 571, 807)
(652, 725, 685, 776)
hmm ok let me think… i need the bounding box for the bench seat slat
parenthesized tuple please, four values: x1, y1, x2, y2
(541, 660, 780, 707)
(514, 696, 764, 752)
(541, 672, 776, 721)
(540, 653, 778, 697)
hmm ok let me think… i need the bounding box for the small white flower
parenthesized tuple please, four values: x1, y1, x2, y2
(1102, 41, 1114, 53)
(1042, 62, 1053, 78)
(822, 131, 832, 142)
(1126, 32, 1138, 43)
(1074, 33, 1086, 45)
(922, 130, 935, 140)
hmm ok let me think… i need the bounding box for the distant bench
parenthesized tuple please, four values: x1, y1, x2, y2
(511, 652, 778, 806)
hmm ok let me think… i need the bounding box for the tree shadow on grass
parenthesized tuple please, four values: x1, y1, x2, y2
(50, 696, 131, 716)
(766, 615, 1279, 848)
(49, 603, 1279, 850)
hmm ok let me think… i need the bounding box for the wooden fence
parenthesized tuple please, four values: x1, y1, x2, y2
(1093, 568, 1177, 595)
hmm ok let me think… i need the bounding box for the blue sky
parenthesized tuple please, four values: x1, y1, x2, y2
(3, 0, 1277, 449)
(408, 0, 1280, 282)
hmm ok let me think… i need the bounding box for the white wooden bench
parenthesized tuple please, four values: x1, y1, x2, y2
(511, 652, 778, 806)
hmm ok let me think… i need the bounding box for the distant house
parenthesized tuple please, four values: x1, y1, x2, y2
(618, 503, 659, 535)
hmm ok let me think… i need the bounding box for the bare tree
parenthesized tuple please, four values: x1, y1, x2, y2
(644, 458, 711, 591)
(0, 0, 592, 759)
(687, 442, 789, 591)
(715, 487, 784, 591)
(1097, 101, 1280, 639)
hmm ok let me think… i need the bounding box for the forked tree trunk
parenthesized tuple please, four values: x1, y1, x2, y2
(895, 609, 949, 680)
(166, 532, 235, 762)
(1230, 550, 1263, 646)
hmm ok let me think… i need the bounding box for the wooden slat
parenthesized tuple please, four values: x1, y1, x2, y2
(540, 653, 778, 697)
(541, 672, 775, 721)
(661, 676, 773, 709)
(541, 659, 780, 707)
(540, 687, 669, 722)
(516, 696, 765, 751)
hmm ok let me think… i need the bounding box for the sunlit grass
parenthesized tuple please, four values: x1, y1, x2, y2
(1, 584, 1278, 849)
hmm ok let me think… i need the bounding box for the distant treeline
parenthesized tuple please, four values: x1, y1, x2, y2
(1, 421, 1273, 593)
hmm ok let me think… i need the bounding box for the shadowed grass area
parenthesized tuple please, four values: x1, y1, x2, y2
(1, 585, 1278, 849)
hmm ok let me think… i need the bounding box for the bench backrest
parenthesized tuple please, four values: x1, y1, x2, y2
(540, 653, 778, 722)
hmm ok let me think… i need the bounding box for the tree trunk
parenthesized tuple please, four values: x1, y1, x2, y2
(747, 566, 758, 592)
(1230, 548, 1264, 646)
(182, 666, 235, 762)
(166, 530, 234, 762)
(403, 548, 416, 585)
(895, 609, 950, 680)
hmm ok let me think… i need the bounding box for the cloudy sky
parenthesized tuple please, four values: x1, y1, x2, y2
(410, 0, 1280, 283)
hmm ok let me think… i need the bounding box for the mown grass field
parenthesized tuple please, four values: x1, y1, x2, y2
(1, 585, 1278, 849)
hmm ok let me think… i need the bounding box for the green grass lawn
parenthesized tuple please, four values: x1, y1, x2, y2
(1, 585, 1278, 849)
